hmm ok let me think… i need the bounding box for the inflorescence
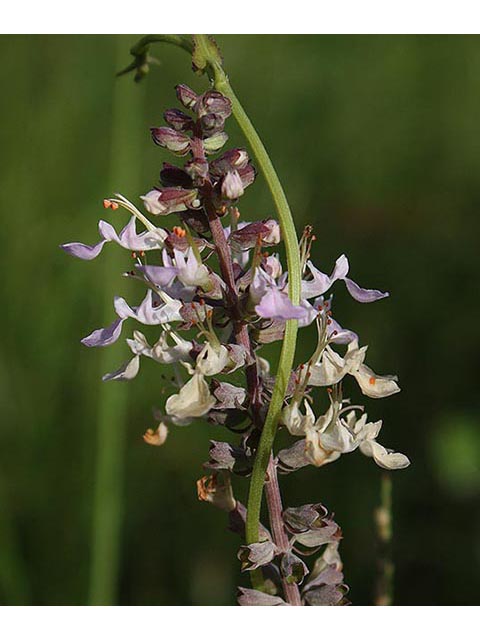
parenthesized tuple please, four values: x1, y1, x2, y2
(61, 84, 409, 606)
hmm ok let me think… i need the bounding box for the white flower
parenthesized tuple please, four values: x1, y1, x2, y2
(221, 170, 244, 199)
(283, 395, 409, 471)
(194, 342, 231, 376)
(165, 373, 216, 420)
(115, 290, 183, 326)
(282, 399, 315, 437)
(173, 248, 211, 289)
(359, 440, 410, 470)
(309, 340, 400, 399)
(262, 220, 281, 245)
(127, 329, 193, 365)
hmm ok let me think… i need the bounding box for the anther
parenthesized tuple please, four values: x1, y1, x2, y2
(111, 202, 119, 211)
(103, 199, 112, 209)
(131, 252, 137, 259)
(172, 226, 186, 238)
(369, 376, 376, 385)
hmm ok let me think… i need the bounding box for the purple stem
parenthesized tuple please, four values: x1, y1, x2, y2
(265, 456, 302, 605)
(195, 132, 300, 604)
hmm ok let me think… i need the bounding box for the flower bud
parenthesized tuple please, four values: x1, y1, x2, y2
(197, 90, 232, 119)
(203, 131, 228, 154)
(199, 112, 225, 135)
(163, 108, 194, 132)
(262, 219, 281, 245)
(210, 148, 250, 175)
(221, 170, 244, 200)
(141, 188, 200, 216)
(175, 84, 198, 109)
(238, 163, 256, 189)
(280, 552, 309, 585)
(238, 540, 276, 571)
(184, 158, 209, 181)
(150, 127, 190, 155)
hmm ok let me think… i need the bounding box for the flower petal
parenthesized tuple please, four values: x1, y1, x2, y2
(165, 373, 216, 420)
(301, 261, 332, 299)
(343, 277, 389, 303)
(102, 355, 140, 381)
(81, 317, 125, 347)
(137, 265, 178, 287)
(354, 364, 400, 399)
(60, 239, 107, 260)
(330, 254, 349, 281)
(360, 440, 410, 470)
(255, 288, 307, 321)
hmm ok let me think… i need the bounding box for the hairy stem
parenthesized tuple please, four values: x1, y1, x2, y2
(264, 457, 302, 605)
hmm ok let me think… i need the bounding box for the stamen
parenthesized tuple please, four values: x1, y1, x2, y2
(369, 376, 376, 385)
(172, 226, 186, 238)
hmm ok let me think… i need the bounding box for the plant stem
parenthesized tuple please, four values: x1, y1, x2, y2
(264, 457, 302, 605)
(120, 33, 302, 594)
(88, 36, 144, 605)
(193, 35, 302, 552)
(374, 472, 394, 606)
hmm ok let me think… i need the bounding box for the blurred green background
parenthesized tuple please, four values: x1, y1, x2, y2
(0, 34, 479, 606)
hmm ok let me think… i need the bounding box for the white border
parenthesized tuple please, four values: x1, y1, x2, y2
(0, 606, 475, 639)
(2, 1, 480, 34)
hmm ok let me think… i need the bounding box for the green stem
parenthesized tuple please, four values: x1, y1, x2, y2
(193, 35, 301, 551)
(88, 35, 144, 605)
(119, 33, 302, 591)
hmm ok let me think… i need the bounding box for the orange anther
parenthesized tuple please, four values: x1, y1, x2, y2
(172, 226, 186, 238)
(111, 202, 119, 210)
(103, 199, 112, 209)
(369, 376, 376, 385)
(131, 252, 137, 259)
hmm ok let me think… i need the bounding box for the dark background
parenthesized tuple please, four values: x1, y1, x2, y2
(0, 34, 478, 605)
